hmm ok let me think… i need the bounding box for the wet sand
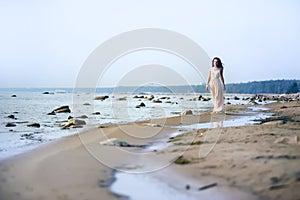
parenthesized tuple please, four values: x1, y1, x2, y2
(0, 100, 299, 199)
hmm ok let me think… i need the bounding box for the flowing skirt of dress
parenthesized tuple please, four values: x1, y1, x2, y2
(210, 78, 224, 112)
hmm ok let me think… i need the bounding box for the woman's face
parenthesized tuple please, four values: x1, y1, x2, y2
(213, 59, 218, 66)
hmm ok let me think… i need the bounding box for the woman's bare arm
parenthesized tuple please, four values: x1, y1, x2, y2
(220, 68, 226, 90)
(206, 69, 211, 91)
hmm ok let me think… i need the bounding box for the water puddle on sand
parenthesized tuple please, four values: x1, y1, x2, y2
(176, 112, 272, 130)
(110, 172, 206, 200)
(110, 171, 256, 200)
(146, 110, 272, 152)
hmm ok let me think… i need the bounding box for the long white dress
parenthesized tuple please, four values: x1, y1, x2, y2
(209, 68, 224, 112)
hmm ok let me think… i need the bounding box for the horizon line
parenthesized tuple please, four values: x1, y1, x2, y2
(0, 79, 299, 89)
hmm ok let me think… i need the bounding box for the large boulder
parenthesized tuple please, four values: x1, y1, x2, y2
(133, 95, 144, 99)
(153, 99, 162, 103)
(7, 114, 15, 119)
(145, 95, 155, 101)
(248, 100, 258, 105)
(77, 115, 88, 119)
(233, 96, 240, 100)
(117, 97, 127, 101)
(27, 122, 40, 128)
(94, 96, 109, 101)
(61, 118, 86, 129)
(181, 109, 193, 115)
(198, 95, 211, 101)
(6, 122, 16, 127)
(136, 102, 146, 108)
(51, 105, 71, 114)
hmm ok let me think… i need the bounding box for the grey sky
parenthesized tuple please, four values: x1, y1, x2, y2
(0, 0, 299, 87)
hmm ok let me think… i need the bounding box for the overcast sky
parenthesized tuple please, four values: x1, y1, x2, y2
(0, 0, 299, 88)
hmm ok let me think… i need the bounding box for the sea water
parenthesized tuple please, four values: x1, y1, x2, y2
(1, 88, 236, 160)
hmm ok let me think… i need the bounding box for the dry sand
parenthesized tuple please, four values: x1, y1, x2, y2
(0, 101, 299, 200)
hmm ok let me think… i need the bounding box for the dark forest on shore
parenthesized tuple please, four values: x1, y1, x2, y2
(114, 79, 300, 94)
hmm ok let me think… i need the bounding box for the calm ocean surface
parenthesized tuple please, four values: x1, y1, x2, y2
(0, 88, 250, 160)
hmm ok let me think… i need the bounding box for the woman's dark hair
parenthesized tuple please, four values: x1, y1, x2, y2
(212, 57, 224, 68)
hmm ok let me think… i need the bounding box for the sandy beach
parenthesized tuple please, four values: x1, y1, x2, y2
(0, 99, 299, 200)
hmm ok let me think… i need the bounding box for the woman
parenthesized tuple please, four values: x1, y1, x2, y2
(206, 57, 226, 113)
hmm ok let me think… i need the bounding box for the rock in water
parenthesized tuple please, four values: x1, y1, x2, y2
(77, 115, 88, 119)
(6, 122, 16, 127)
(198, 95, 211, 101)
(70, 118, 86, 125)
(181, 109, 193, 115)
(7, 114, 15, 119)
(146, 95, 154, 101)
(94, 96, 109, 101)
(136, 102, 146, 108)
(233, 96, 240, 100)
(61, 118, 86, 128)
(92, 112, 101, 115)
(27, 122, 41, 128)
(152, 99, 162, 103)
(47, 112, 56, 115)
(52, 105, 71, 113)
(201, 97, 211, 101)
(248, 100, 258, 105)
(117, 97, 127, 101)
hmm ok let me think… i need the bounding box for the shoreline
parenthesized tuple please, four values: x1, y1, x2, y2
(0, 100, 299, 199)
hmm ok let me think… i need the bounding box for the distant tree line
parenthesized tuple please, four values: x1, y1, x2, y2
(224, 79, 299, 94)
(92, 79, 300, 94)
(195, 79, 300, 94)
